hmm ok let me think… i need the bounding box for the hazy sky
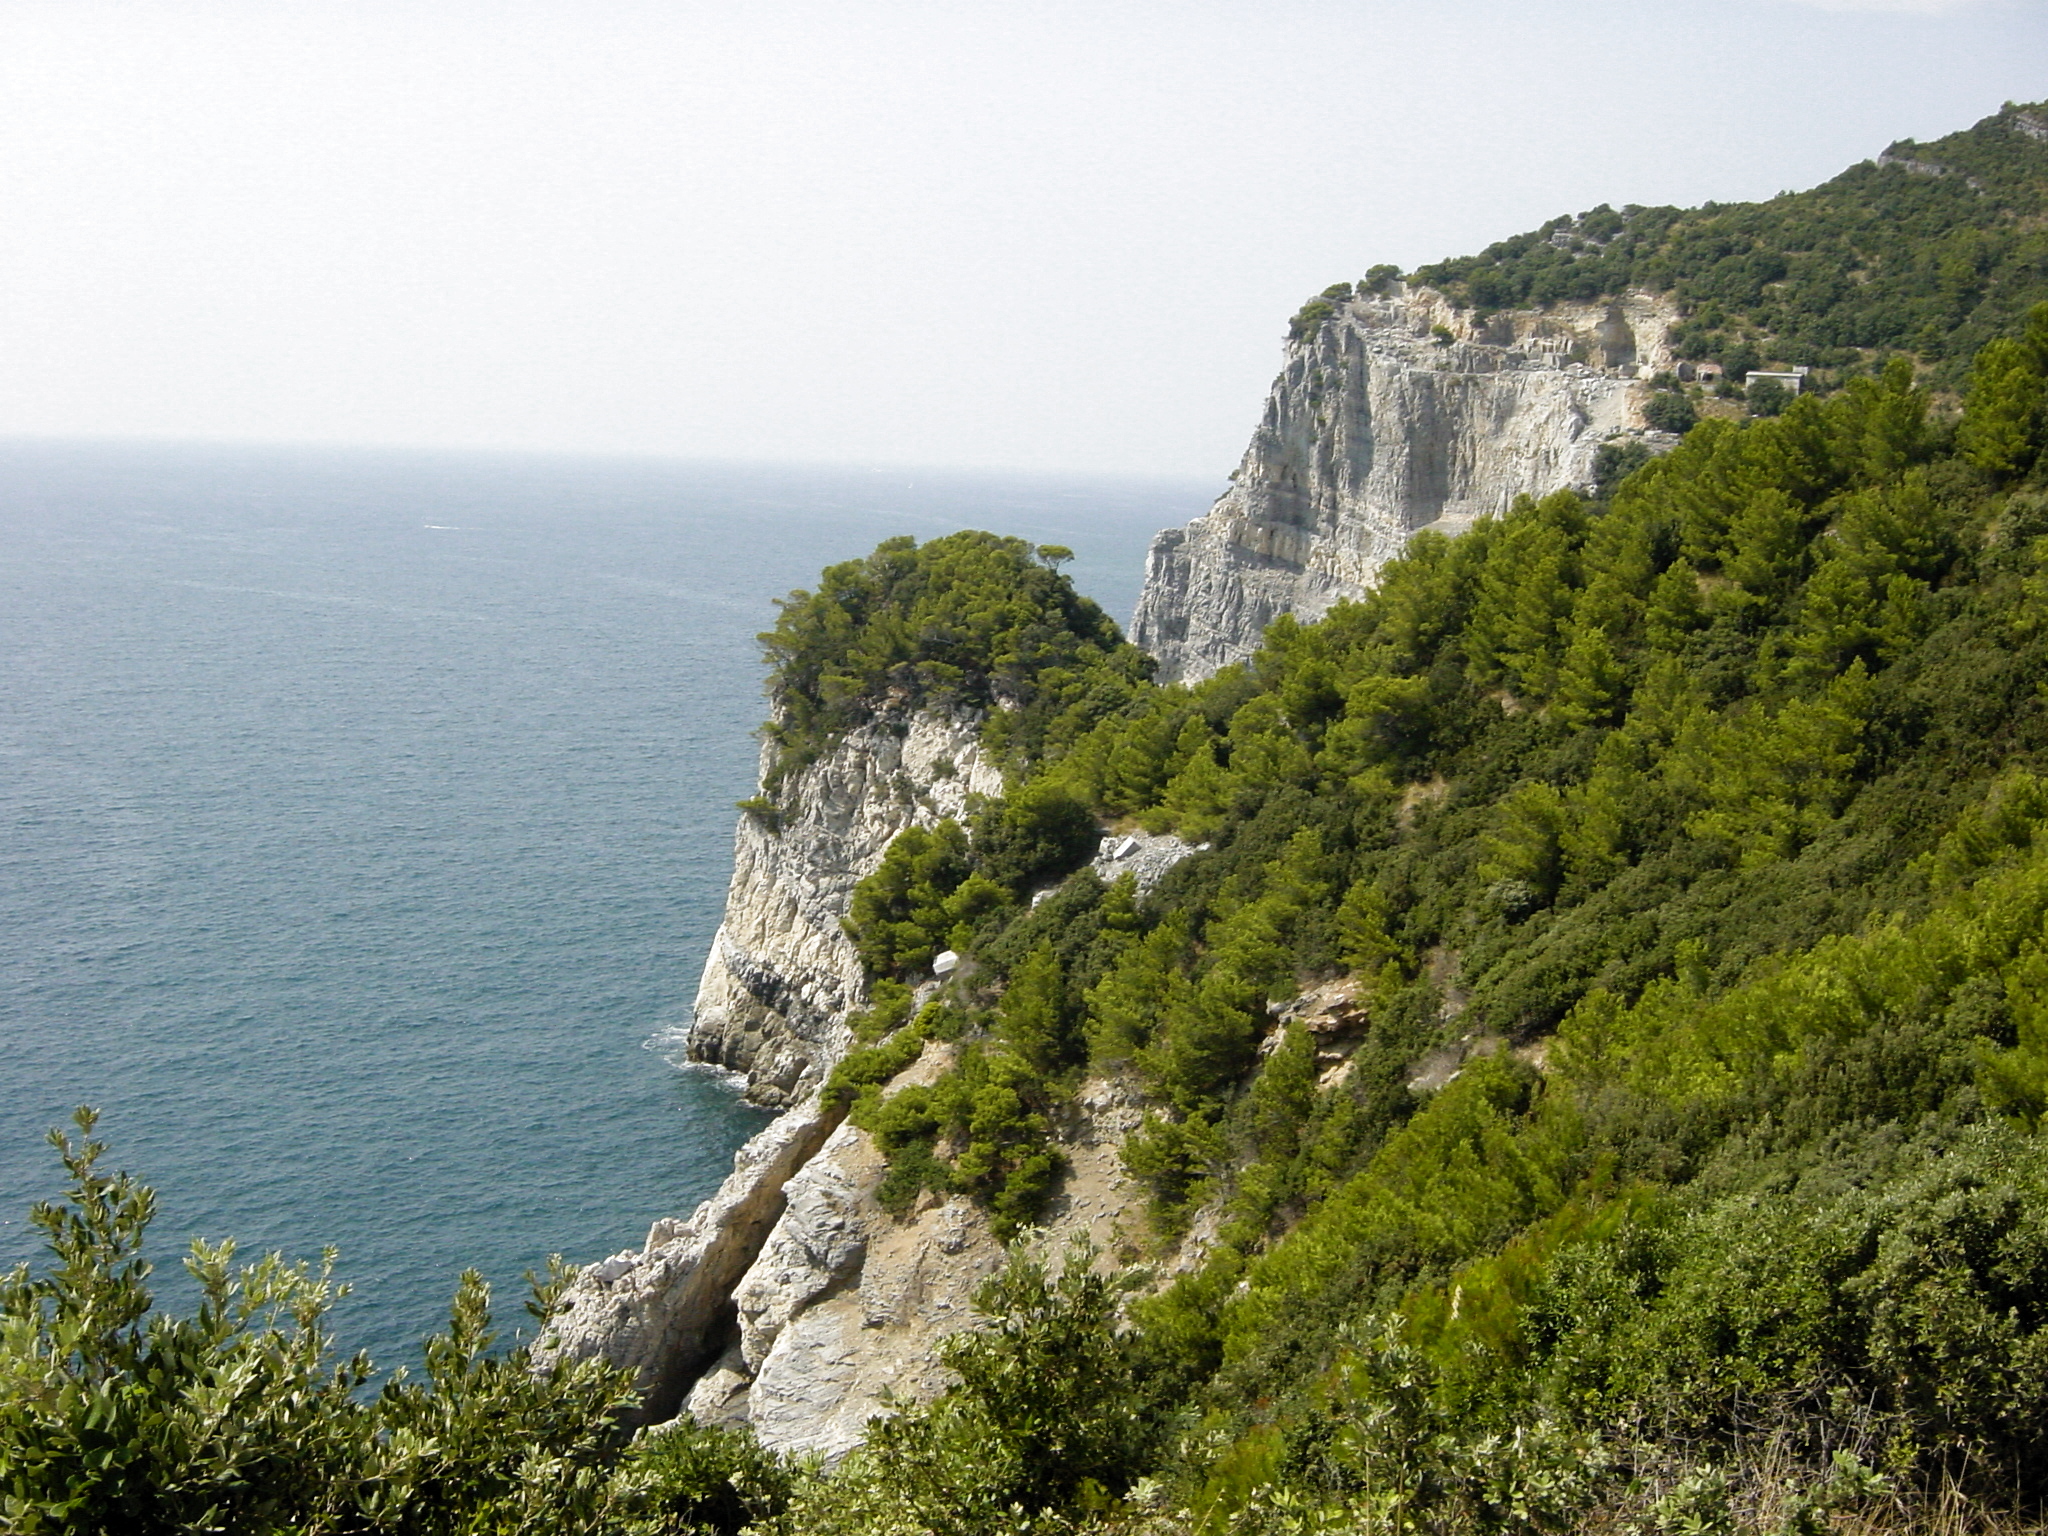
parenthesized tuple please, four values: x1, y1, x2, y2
(1, 1, 2043, 477)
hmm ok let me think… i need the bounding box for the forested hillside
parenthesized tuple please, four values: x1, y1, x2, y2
(11, 109, 2048, 1536)
(787, 306, 2048, 1533)
(1409, 100, 2048, 390)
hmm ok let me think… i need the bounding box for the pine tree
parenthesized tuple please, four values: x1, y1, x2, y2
(1958, 328, 2047, 481)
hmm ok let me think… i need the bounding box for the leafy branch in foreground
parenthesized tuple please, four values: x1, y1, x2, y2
(0, 1108, 790, 1535)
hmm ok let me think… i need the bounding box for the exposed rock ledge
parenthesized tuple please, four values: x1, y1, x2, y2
(689, 1050, 1151, 1463)
(687, 708, 1004, 1109)
(539, 706, 995, 1421)
(533, 1095, 840, 1425)
(1131, 284, 1675, 683)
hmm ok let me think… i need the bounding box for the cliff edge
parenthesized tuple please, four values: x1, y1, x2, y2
(1130, 284, 1673, 682)
(687, 709, 1003, 1110)
(535, 706, 1000, 1421)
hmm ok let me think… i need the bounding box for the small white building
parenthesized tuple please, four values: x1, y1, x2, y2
(1746, 366, 1811, 394)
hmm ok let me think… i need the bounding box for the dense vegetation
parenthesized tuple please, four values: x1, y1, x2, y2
(753, 530, 1148, 791)
(1398, 101, 2048, 389)
(19, 108, 2048, 1536)
(800, 303, 2048, 1532)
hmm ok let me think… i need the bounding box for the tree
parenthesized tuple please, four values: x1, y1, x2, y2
(1747, 376, 1792, 418)
(998, 943, 1072, 1074)
(1644, 390, 1698, 434)
(971, 780, 1099, 893)
(1551, 622, 1627, 729)
(1957, 312, 2048, 480)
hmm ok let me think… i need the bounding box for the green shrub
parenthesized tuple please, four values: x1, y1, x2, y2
(1643, 390, 1697, 434)
(616, 1417, 793, 1535)
(0, 1111, 634, 1535)
(784, 1247, 1165, 1535)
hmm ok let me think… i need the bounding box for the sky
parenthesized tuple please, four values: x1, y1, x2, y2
(0, 1, 2043, 478)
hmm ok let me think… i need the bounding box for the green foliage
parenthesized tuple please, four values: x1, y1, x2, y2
(824, 1017, 931, 1112)
(848, 1037, 1065, 1239)
(1408, 102, 2048, 389)
(615, 1419, 793, 1536)
(757, 529, 1147, 786)
(970, 780, 1100, 894)
(785, 1247, 1167, 1536)
(1642, 389, 1697, 435)
(844, 820, 1006, 980)
(1747, 376, 1793, 417)
(1288, 297, 1338, 342)
(1958, 302, 2048, 480)
(1591, 438, 1654, 498)
(1530, 1127, 2048, 1482)
(0, 1109, 644, 1534)
(998, 943, 1076, 1075)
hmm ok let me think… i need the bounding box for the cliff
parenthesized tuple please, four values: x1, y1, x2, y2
(538, 701, 1195, 1447)
(686, 710, 1004, 1110)
(535, 707, 1001, 1420)
(540, 286, 1685, 1453)
(1130, 284, 1674, 682)
(686, 1052, 1150, 1462)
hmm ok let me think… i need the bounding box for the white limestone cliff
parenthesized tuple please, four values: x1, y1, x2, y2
(691, 1050, 1151, 1463)
(532, 1096, 838, 1424)
(1131, 284, 1678, 683)
(535, 706, 1002, 1420)
(687, 709, 1005, 1109)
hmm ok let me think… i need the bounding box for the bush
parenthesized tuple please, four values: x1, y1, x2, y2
(616, 1418, 793, 1535)
(1748, 376, 1793, 417)
(1643, 389, 1698, 434)
(0, 1110, 635, 1534)
(785, 1246, 1165, 1535)
(972, 781, 1100, 894)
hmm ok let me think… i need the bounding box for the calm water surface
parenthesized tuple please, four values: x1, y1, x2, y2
(0, 440, 1209, 1366)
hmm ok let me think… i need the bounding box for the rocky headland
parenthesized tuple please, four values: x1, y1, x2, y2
(536, 707, 1187, 1448)
(542, 283, 1683, 1456)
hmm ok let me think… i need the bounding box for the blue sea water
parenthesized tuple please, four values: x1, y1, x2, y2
(0, 439, 1210, 1369)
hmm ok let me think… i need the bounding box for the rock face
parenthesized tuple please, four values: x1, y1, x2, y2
(1088, 827, 1197, 897)
(688, 709, 1005, 1109)
(1131, 285, 1676, 683)
(532, 1096, 839, 1425)
(536, 705, 1002, 1421)
(692, 1048, 1150, 1463)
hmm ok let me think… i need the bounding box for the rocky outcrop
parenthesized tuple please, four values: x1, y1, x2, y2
(688, 709, 1005, 1109)
(537, 705, 1003, 1418)
(1131, 285, 1676, 683)
(690, 1048, 1151, 1463)
(1088, 828, 1197, 898)
(532, 1096, 839, 1424)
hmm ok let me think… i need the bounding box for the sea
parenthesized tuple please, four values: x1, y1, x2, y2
(0, 439, 1211, 1370)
